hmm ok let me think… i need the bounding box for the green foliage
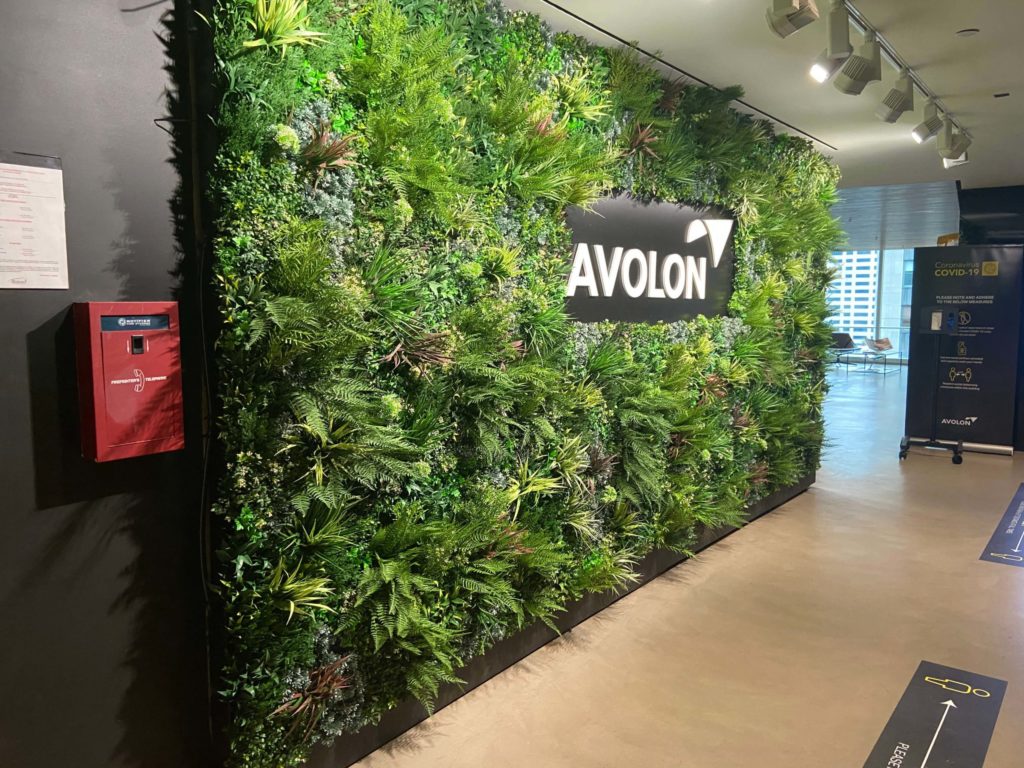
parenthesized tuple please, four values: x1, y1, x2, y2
(606, 46, 662, 119)
(243, 0, 326, 57)
(468, 70, 614, 208)
(208, 1, 841, 766)
(267, 558, 336, 622)
(280, 385, 421, 489)
(348, 0, 478, 228)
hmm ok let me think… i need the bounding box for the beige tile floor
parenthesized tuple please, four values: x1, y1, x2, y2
(355, 368, 1024, 767)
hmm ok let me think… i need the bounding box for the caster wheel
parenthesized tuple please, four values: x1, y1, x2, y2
(899, 452, 907, 460)
(952, 454, 963, 465)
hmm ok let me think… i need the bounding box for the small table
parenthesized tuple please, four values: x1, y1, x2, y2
(836, 347, 899, 374)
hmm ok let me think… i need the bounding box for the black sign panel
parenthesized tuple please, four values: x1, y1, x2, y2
(980, 483, 1024, 568)
(905, 246, 1024, 447)
(100, 314, 170, 331)
(864, 661, 1006, 768)
(564, 195, 735, 323)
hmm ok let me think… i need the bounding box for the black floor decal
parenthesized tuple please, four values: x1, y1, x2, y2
(863, 661, 1006, 768)
(980, 483, 1024, 568)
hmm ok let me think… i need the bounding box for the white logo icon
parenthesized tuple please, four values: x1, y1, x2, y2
(685, 219, 734, 268)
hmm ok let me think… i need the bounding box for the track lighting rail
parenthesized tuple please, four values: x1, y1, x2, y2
(841, 0, 969, 139)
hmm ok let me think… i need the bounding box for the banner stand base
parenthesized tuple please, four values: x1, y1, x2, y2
(962, 441, 1015, 456)
(903, 436, 1014, 457)
(900, 435, 964, 464)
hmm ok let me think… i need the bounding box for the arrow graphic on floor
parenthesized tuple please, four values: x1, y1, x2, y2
(981, 489, 1024, 567)
(920, 700, 956, 768)
(864, 662, 1006, 768)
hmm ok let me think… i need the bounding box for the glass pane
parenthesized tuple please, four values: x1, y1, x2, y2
(826, 250, 880, 346)
(877, 248, 914, 359)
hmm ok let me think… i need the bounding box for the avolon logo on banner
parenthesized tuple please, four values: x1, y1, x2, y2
(564, 195, 735, 323)
(940, 416, 979, 427)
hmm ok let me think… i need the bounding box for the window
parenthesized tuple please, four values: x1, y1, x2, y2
(826, 248, 915, 357)
(877, 248, 915, 356)
(826, 250, 881, 346)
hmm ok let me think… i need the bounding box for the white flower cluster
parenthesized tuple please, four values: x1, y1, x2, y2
(736, 240, 760, 283)
(288, 100, 357, 240)
(301, 168, 356, 232)
(716, 316, 749, 351)
(292, 100, 332, 145)
(493, 201, 522, 245)
(665, 319, 694, 345)
(569, 321, 606, 367)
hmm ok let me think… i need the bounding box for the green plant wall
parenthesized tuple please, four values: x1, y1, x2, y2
(207, 1, 841, 765)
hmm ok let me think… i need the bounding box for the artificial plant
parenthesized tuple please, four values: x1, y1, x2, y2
(206, 1, 841, 765)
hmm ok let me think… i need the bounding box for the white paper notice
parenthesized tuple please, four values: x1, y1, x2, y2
(0, 160, 69, 289)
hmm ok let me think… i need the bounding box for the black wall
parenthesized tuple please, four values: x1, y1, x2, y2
(959, 185, 1024, 245)
(958, 185, 1024, 449)
(0, 2, 213, 766)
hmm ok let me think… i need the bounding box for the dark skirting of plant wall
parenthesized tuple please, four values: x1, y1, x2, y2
(202, 2, 842, 767)
(308, 472, 813, 767)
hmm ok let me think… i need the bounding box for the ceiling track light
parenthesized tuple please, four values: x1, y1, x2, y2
(938, 117, 972, 161)
(911, 99, 944, 143)
(767, 0, 820, 39)
(778, 1, 973, 151)
(834, 29, 881, 95)
(810, 0, 852, 83)
(809, 52, 842, 83)
(943, 152, 969, 169)
(876, 68, 914, 122)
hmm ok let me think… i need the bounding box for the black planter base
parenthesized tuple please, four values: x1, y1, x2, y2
(308, 473, 815, 767)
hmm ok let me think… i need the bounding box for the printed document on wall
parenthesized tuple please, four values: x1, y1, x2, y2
(0, 158, 68, 289)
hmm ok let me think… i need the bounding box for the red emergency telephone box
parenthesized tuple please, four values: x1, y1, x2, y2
(73, 301, 185, 461)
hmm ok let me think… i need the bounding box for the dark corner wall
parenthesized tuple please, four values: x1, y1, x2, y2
(957, 185, 1024, 449)
(959, 185, 1024, 246)
(0, 1, 214, 767)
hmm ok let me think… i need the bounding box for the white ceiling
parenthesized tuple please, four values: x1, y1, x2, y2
(504, 0, 1024, 190)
